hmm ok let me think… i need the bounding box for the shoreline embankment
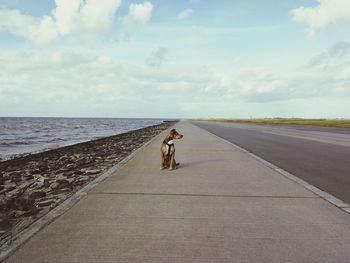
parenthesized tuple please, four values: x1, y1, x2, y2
(0, 121, 174, 251)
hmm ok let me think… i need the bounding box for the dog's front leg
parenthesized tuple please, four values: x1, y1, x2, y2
(160, 151, 166, 170)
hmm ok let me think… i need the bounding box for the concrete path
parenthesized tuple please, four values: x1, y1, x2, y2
(5, 121, 350, 263)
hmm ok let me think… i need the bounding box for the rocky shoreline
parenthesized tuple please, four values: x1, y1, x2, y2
(0, 122, 174, 250)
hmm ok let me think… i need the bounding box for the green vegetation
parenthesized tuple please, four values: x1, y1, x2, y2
(192, 118, 350, 128)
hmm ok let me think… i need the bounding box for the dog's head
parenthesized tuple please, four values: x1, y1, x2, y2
(169, 129, 183, 140)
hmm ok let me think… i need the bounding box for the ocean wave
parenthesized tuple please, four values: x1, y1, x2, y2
(0, 141, 35, 147)
(23, 136, 41, 140)
(48, 138, 66, 142)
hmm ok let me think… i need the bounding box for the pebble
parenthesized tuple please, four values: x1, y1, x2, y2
(77, 176, 89, 181)
(83, 169, 101, 175)
(37, 200, 54, 207)
(50, 182, 60, 190)
(4, 182, 16, 189)
(57, 179, 69, 187)
(29, 191, 46, 199)
(43, 179, 51, 187)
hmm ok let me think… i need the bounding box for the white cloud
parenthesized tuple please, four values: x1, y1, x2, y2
(80, 0, 121, 31)
(1, 49, 349, 118)
(122, 1, 153, 28)
(129, 2, 153, 24)
(0, 9, 58, 44)
(214, 68, 335, 103)
(52, 0, 81, 35)
(176, 8, 193, 20)
(291, 0, 350, 35)
(0, 0, 122, 44)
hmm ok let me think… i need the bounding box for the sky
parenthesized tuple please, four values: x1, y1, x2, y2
(0, 0, 350, 118)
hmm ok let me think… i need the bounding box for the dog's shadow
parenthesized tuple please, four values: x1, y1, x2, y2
(178, 158, 222, 168)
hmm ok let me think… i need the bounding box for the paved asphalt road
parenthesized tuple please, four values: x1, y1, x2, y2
(193, 121, 350, 205)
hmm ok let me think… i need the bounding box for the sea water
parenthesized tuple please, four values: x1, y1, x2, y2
(0, 117, 164, 159)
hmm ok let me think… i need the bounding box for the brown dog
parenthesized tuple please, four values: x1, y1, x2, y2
(160, 129, 183, 170)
